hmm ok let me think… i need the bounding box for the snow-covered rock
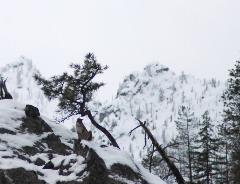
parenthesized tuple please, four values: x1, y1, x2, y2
(0, 99, 165, 184)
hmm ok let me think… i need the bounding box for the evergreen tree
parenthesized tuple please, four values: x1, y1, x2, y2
(216, 124, 230, 184)
(35, 53, 120, 149)
(193, 111, 221, 184)
(175, 105, 196, 183)
(222, 60, 240, 183)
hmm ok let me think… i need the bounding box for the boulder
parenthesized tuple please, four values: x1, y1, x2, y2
(25, 105, 40, 118)
(34, 158, 46, 166)
(0, 168, 45, 184)
(43, 161, 54, 170)
(21, 117, 53, 135)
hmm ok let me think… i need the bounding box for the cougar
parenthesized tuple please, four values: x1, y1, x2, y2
(76, 118, 92, 141)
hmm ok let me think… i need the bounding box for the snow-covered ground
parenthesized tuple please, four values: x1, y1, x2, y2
(0, 99, 165, 184)
(0, 100, 85, 183)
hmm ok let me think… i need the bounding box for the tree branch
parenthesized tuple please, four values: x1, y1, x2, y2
(163, 142, 179, 151)
(137, 119, 185, 184)
(128, 125, 141, 136)
(86, 110, 120, 149)
(82, 68, 100, 88)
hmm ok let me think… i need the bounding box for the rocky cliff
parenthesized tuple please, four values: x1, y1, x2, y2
(0, 100, 164, 184)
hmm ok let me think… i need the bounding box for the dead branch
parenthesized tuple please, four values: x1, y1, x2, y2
(128, 125, 141, 136)
(136, 119, 185, 184)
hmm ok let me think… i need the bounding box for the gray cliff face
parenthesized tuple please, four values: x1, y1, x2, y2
(0, 101, 164, 184)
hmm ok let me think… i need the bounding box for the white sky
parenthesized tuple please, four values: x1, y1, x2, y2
(0, 0, 240, 100)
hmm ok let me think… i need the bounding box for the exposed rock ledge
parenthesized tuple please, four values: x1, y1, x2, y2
(0, 100, 165, 184)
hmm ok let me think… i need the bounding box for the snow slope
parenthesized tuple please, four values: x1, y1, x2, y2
(0, 99, 165, 184)
(0, 100, 83, 183)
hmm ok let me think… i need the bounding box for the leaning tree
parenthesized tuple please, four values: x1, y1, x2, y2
(35, 53, 120, 149)
(130, 120, 185, 184)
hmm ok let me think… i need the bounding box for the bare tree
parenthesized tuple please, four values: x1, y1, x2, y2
(130, 120, 185, 184)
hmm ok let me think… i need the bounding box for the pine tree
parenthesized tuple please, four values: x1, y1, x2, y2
(193, 111, 221, 184)
(34, 53, 120, 149)
(175, 105, 196, 183)
(222, 60, 240, 183)
(216, 124, 230, 184)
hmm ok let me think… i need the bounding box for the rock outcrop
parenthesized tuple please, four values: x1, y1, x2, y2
(25, 105, 40, 118)
(0, 168, 45, 184)
(0, 100, 165, 184)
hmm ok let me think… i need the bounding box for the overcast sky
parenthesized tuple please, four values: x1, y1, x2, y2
(0, 0, 240, 100)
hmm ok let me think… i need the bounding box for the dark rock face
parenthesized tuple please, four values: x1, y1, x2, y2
(73, 140, 89, 158)
(20, 123, 71, 156)
(22, 105, 52, 135)
(110, 164, 143, 182)
(73, 145, 148, 184)
(22, 143, 44, 156)
(21, 117, 53, 135)
(57, 182, 81, 184)
(0, 168, 45, 184)
(35, 158, 46, 166)
(41, 133, 70, 155)
(0, 104, 156, 184)
(43, 161, 54, 170)
(20, 105, 71, 156)
(25, 105, 40, 118)
(82, 149, 109, 184)
(0, 128, 16, 135)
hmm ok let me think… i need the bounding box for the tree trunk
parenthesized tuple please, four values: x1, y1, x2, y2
(187, 119, 193, 183)
(138, 120, 185, 184)
(225, 143, 229, 184)
(2, 81, 12, 99)
(0, 79, 3, 99)
(86, 110, 120, 149)
(206, 136, 210, 184)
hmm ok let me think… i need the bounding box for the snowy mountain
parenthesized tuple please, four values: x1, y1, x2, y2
(0, 100, 164, 184)
(0, 56, 55, 116)
(0, 57, 75, 128)
(0, 58, 226, 163)
(94, 63, 225, 161)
